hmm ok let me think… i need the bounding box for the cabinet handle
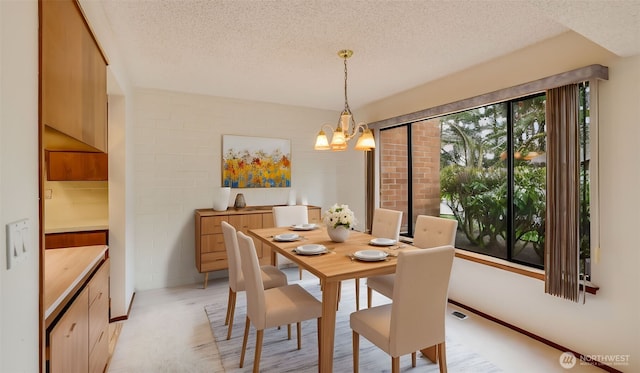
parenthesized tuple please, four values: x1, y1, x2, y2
(66, 322, 77, 338)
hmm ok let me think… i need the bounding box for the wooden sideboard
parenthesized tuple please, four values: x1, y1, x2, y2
(195, 205, 321, 288)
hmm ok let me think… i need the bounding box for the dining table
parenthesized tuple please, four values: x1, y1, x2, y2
(248, 225, 437, 373)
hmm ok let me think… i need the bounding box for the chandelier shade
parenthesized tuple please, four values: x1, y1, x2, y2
(314, 50, 375, 152)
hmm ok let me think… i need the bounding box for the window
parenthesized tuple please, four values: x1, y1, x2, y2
(378, 83, 591, 271)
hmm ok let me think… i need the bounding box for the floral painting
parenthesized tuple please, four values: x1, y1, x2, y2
(222, 135, 291, 188)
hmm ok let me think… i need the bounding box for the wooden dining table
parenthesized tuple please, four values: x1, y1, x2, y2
(248, 226, 437, 373)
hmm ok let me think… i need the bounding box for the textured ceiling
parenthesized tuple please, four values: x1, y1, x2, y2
(86, 0, 640, 111)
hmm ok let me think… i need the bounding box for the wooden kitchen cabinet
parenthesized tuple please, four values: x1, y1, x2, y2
(49, 288, 89, 373)
(195, 205, 321, 288)
(45, 230, 109, 250)
(41, 0, 108, 152)
(88, 260, 110, 373)
(47, 256, 110, 373)
(45, 151, 108, 181)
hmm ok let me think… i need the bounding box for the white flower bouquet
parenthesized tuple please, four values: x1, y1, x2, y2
(323, 204, 356, 230)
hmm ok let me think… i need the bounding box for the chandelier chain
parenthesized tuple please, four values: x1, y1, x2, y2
(343, 55, 350, 113)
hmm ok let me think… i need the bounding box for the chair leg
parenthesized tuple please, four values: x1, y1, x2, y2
(253, 329, 264, 373)
(354, 278, 360, 310)
(296, 322, 302, 350)
(239, 317, 250, 368)
(299, 267, 303, 280)
(367, 287, 373, 308)
(412, 351, 416, 367)
(352, 331, 359, 373)
(224, 288, 233, 325)
(391, 356, 400, 373)
(287, 324, 292, 340)
(226, 289, 237, 340)
(437, 342, 448, 373)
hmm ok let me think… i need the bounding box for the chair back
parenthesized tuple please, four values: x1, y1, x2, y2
(221, 221, 243, 292)
(371, 208, 403, 241)
(413, 215, 458, 249)
(272, 205, 308, 227)
(236, 231, 267, 329)
(389, 246, 455, 356)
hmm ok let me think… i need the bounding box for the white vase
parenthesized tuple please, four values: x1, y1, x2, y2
(212, 187, 231, 211)
(327, 225, 350, 243)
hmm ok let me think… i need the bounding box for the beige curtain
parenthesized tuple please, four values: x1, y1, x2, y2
(544, 85, 580, 302)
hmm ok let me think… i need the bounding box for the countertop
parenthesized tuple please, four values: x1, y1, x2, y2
(44, 245, 108, 327)
(44, 224, 109, 234)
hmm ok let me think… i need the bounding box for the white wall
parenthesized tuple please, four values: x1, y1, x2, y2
(131, 89, 366, 290)
(361, 32, 640, 372)
(0, 1, 40, 371)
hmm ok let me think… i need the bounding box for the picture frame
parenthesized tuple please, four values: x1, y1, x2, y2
(222, 135, 291, 188)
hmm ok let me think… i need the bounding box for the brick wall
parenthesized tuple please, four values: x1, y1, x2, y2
(379, 118, 441, 233)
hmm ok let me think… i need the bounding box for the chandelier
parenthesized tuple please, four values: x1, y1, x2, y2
(314, 50, 375, 151)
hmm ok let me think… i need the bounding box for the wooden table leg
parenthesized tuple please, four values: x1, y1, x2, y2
(320, 280, 339, 373)
(421, 345, 437, 363)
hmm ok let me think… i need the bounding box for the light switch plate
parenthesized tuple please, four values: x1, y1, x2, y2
(6, 218, 30, 269)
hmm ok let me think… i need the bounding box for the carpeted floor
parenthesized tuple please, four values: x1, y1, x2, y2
(206, 278, 502, 372)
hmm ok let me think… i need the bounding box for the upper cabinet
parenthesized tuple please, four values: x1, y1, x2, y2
(45, 150, 108, 181)
(41, 0, 108, 153)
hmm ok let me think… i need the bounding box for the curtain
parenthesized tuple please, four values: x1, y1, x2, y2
(544, 84, 580, 302)
(365, 148, 375, 233)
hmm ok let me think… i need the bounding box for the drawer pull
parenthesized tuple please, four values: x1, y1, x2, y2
(66, 322, 77, 338)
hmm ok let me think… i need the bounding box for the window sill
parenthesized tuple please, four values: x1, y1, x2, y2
(454, 249, 600, 295)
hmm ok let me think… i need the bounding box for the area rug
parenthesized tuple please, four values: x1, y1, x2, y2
(205, 279, 501, 372)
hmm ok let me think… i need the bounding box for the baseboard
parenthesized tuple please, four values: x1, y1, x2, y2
(448, 299, 622, 373)
(109, 291, 136, 322)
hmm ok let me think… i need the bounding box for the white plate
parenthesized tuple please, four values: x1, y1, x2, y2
(369, 238, 396, 246)
(295, 244, 327, 255)
(273, 233, 300, 242)
(290, 223, 318, 231)
(353, 250, 389, 261)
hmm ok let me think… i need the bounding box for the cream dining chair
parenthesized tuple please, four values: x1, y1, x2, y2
(272, 205, 309, 279)
(353, 208, 403, 310)
(236, 231, 323, 373)
(350, 246, 455, 373)
(367, 215, 457, 308)
(221, 221, 288, 340)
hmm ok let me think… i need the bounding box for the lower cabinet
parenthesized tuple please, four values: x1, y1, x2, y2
(49, 259, 110, 373)
(50, 288, 89, 373)
(88, 260, 110, 373)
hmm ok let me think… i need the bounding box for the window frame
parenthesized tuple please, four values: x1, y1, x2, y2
(367, 65, 606, 288)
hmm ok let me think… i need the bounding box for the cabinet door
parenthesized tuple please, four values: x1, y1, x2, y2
(228, 214, 264, 260)
(46, 151, 108, 181)
(89, 261, 110, 373)
(308, 207, 322, 224)
(50, 288, 89, 373)
(41, 0, 107, 152)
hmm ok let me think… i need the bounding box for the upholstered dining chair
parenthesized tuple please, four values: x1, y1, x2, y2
(351, 246, 455, 373)
(236, 231, 323, 373)
(367, 215, 457, 308)
(272, 205, 309, 279)
(221, 221, 288, 340)
(353, 208, 403, 310)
